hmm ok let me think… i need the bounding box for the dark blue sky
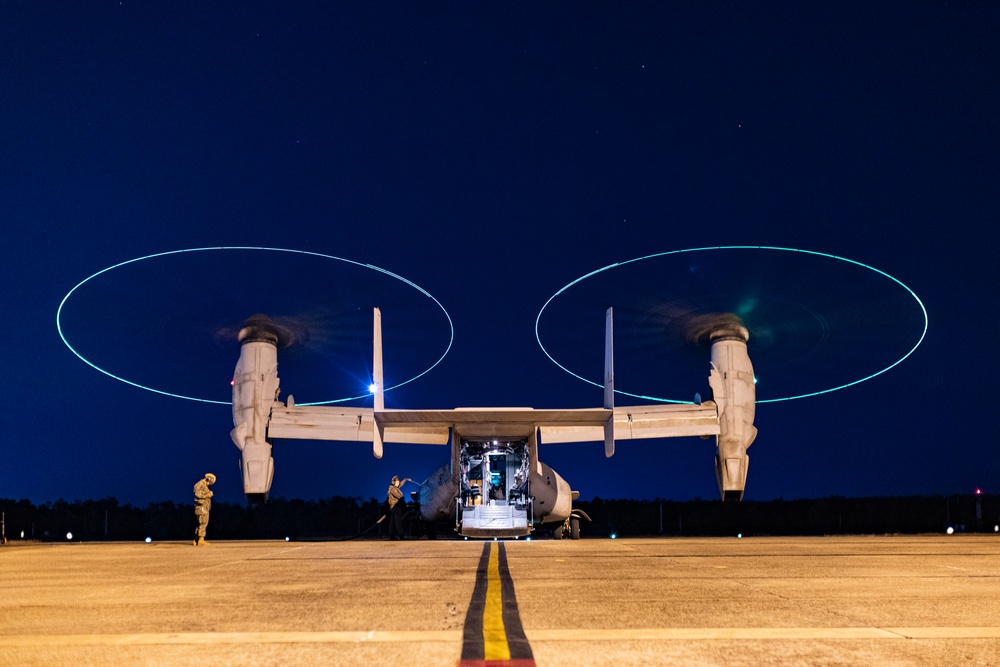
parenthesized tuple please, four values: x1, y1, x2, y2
(2, 3, 997, 505)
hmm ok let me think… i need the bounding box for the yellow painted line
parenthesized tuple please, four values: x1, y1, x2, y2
(482, 542, 510, 661)
(3, 626, 998, 648)
(0, 631, 463, 647)
(527, 627, 1000, 641)
(888, 627, 1000, 639)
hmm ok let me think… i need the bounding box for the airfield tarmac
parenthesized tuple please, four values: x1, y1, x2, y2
(1, 535, 998, 666)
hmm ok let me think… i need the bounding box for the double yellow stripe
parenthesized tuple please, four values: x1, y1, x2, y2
(460, 541, 535, 666)
(483, 543, 510, 661)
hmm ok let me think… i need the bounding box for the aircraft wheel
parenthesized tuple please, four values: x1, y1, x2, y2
(570, 517, 581, 540)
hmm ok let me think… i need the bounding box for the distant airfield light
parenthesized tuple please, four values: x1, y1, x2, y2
(66, 532, 73, 540)
(946, 527, 955, 535)
(737, 533, 743, 539)
(526, 536, 532, 541)
(20, 531, 25, 539)
(975, 488, 982, 495)
(145, 537, 152, 543)
(285, 536, 291, 542)
(994, 525, 999, 533)
(610, 533, 617, 539)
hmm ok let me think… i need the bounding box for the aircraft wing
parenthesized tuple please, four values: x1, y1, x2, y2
(268, 405, 618, 444)
(268, 405, 450, 445)
(539, 403, 720, 443)
(269, 403, 718, 445)
(378, 407, 611, 440)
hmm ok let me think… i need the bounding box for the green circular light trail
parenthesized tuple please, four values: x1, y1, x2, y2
(535, 246, 928, 404)
(57, 247, 454, 405)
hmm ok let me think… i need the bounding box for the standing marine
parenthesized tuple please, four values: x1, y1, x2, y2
(193, 473, 216, 546)
(387, 475, 411, 540)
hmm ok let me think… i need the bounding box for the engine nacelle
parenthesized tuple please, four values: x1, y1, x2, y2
(231, 323, 280, 501)
(530, 461, 573, 523)
(417, 464, 459, 522)
(707, 324, 757, 502)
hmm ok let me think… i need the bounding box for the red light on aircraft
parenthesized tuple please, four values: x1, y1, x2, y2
(975, 488, 982, 495)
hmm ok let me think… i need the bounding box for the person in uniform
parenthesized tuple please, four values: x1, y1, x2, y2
(193, 473, 216, 546)
(387, 475, 411, 540)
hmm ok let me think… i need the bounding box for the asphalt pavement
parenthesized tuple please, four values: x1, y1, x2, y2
(1, 535, 998, 666)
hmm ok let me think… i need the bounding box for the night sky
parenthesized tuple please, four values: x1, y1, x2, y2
(3, 3, 998, 506)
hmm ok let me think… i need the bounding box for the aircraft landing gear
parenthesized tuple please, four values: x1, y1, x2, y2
(554, 514, 585, 540)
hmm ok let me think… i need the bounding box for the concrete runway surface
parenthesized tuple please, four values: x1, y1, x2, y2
(1, 535, 998, 666)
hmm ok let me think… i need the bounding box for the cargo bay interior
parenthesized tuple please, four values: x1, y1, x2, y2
(457, 439, 531, 536)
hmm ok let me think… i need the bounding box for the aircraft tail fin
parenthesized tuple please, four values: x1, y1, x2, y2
(373, 307, 384, 459)
(604, 307, 615, 457)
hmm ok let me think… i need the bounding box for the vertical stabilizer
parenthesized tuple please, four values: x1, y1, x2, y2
(604, 307, 615, 457)
(373, 307, 385, 459)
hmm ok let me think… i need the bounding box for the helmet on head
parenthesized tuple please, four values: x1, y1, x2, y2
(205, 473, 217, 484)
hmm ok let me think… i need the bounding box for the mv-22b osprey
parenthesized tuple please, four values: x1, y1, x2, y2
(230, 308, 757, 539)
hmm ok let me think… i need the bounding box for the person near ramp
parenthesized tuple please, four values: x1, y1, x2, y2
(387, 475, 412, 540)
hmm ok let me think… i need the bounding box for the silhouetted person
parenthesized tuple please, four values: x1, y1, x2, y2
(387, 475, 411, 540)
(193, 473, 216, 546)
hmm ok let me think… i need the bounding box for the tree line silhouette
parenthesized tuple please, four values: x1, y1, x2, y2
(1, 493, 996, 542)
